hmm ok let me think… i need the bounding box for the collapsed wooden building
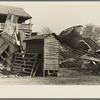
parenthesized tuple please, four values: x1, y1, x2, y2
(10, 33, 60, 76)
(0, 5, 32, 67)
(1, 5, 100, 77)
(59, 25, 100, 73)
(0, 5, 60, 77)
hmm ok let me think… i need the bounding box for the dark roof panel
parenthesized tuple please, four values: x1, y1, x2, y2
(24, 33, 60, 42)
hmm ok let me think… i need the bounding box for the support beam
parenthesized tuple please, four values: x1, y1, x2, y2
(5, 51, 9, 56)
(43, 70, 45, 77)
(0, 55, 5, 61)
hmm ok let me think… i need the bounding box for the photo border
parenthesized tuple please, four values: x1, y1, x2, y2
(0, 0, 99, 99)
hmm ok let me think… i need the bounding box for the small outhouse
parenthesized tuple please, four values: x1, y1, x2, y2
(24, 33, 60, 76)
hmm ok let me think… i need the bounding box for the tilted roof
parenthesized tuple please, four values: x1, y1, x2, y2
(0, 5, 32, 23)
(59, 25, 83, 39)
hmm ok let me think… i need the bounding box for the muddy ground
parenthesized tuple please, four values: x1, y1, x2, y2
(0, 68, 100, 85)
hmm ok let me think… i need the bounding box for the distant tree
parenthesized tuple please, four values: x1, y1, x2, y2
(82, 24, 100, 43)
(41, 27, 52, 34)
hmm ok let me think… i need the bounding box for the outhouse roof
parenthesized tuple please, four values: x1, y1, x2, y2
(24, 33, 60, 42)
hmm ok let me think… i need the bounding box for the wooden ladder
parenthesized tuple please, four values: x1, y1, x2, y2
(11, 52, 38, 76)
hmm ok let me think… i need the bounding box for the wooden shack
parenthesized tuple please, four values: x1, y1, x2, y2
(24, 33, 60, 76)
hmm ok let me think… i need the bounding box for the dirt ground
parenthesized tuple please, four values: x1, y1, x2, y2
(0, 68, 100, 85)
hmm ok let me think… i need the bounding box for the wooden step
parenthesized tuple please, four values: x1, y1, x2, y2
(12, 66, 32, 70)
(15, 52, 37, 55)
(12, 70, 31, 74)
(14, 63, 33, 67)
(15, 60, 33, 63)
(15, 56, 36, 60)
(12, 52, 38, 76)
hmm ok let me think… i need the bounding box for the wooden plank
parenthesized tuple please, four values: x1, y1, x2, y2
(44, 53, 59, 57)
(44, 66, 58, 70)
(12, 65, 32, 70)
(15, 56, 36, 60)
(0, 42, 9, 55)
(44, 35, 59, 71)
(15, 60, 33, 63)
(0, 55, 5, 61)
(19, 30, 26, 51)
(5, 50, 9, 56)
(14, 63, 33, 67)
(44, 61, 58, 65)
(30, 54, 37, 76)
(44, 50, 59, 53)
(44, 57, 59, 60)
(33, 60, 41, 77)
(26, 42, 43, 53)
(3, 13, 19, 36)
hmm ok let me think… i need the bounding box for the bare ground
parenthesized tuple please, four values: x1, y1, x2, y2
(0, 68, 100, 85)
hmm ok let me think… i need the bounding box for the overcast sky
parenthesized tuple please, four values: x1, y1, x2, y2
(0, 1, 100, 34)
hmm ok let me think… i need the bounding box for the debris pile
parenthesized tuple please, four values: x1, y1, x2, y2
(0, 5, 60, 77)
(0, 5, 100, 77)
(59, 25, 100, 74)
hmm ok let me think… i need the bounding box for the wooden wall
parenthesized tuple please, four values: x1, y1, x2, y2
(25, 35, 59, 72)
(44, 35, 59, 70)
(26, 41, 44, 53)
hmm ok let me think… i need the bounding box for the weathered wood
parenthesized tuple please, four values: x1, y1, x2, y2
(5, 50, 9, 56)
(0, 41, 9, 55)
(30, 54, 37, 76)
(12, 53, 38, 76)
(3, 14, 19, 36)
(26, 42, 43, 53)
(18, 30, 26, 51)
(25, 34, 60, 76)
(44, 35, 59, 70)
(0, 55, 5, 61)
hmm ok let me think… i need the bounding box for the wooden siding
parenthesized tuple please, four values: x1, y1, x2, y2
(44, 35, 59, 70)
(26, 41, 44, 53)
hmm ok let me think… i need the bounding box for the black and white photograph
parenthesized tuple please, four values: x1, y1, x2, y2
(0, 1, 100, 86)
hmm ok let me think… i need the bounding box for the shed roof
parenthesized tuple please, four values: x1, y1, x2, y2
(24, 33, 60, 42)
(0, 5, 31, 23)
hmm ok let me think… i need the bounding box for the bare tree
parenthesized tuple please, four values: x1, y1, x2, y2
(41, 27, 52, 34)
(82, 24, 100, 42)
